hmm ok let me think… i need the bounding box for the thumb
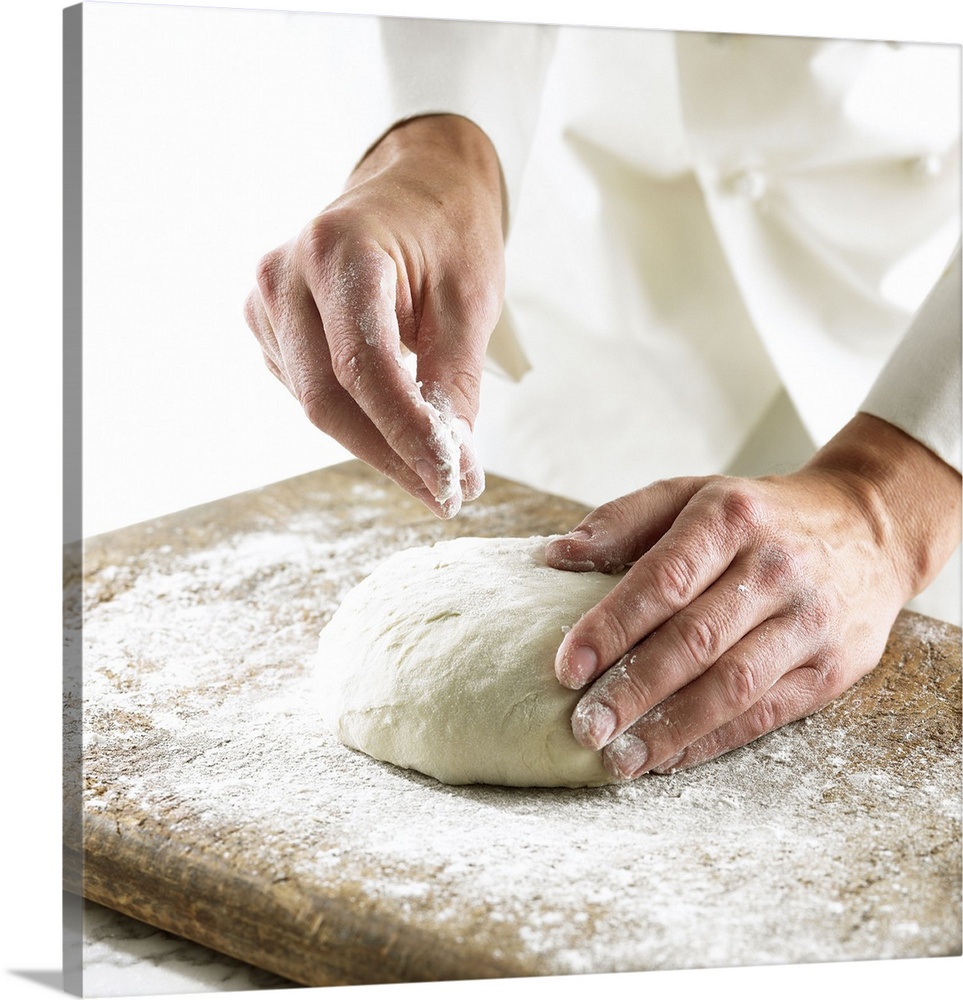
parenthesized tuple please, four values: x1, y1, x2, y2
(545, 477, 709, 573)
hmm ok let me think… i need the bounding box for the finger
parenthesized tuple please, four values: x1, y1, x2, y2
(415, 367, 486, 504)
(311, 247, 468, 513)
(259, 249, 455, 515)
(597, 614, 815, 778)
(244, 289, 285, 377)
(645, 658, 854, 775)
(545, 479, 707, 573)
(260, 271, 455, 510)
(569, 571, 784, 752)
(555, 480, 757, 689)
(252, 245, 459, 517)
(297, 360, 458, 518)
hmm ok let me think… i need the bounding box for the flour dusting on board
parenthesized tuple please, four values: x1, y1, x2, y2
(71, 471, 962, 978)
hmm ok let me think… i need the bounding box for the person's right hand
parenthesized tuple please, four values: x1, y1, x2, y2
(244, 114, 506, 518)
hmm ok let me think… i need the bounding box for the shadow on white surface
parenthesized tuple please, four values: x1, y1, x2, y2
(81, 900, 298, 996)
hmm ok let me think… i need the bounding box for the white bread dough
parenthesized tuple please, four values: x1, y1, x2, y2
(316, 535, 624, 787)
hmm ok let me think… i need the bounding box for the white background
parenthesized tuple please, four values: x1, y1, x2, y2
(79, 1, 389, 539)
(3, 2, 961, 1000)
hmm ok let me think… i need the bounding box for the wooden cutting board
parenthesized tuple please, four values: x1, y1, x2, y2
(64, 461, 961, 986)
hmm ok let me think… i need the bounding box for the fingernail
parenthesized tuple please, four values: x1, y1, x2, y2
(548, 552, 596, 572)
(462, 467, 485, 503)
(436, 488, 463, 521)
(572, 700, 616, 749)
(557, 644, 597, 689)
(565, 525, 592, 540)
(546, 527, 597, 572)
(415, 458, 440, 498)
(412, 484, 461, 521)
(605, 731, 649, 779)
(457, 419, 485, 502)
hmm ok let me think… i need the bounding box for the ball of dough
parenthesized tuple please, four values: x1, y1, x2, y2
(316, 535, 624, 787)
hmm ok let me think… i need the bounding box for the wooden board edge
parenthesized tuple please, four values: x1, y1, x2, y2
(77, 810, 528, 987)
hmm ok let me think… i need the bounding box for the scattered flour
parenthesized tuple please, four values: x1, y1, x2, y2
(69, 476, 962, 980)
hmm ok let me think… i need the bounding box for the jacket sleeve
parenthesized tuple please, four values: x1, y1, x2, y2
(375, 16, 557, 225)
(370, 17, 557, 380)
(860, 241, 962, 473)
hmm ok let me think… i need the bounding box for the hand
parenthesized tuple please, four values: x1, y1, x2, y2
(546, 414, 962, 778)
(244, 115, 505, 518)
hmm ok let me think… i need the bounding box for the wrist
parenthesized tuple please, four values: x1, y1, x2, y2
(351, 115, 505, 229)
(802, 413, 962, 601)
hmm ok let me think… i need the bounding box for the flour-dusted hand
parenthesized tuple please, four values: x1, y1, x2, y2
(546, 414, 962, 778)
(244, 115, 505, 518)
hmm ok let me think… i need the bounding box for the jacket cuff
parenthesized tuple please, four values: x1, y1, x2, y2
(861, 241, 962, 473)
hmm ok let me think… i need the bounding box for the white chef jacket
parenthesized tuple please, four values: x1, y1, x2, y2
(372, 19, 962, 617)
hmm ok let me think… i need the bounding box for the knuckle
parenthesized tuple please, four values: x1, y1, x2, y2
(295, 213, 381, 296)
(671, 610, 721, 665)
(720, 654, 761, 710)
(785, 586, 837, 640)
(707, 480, 766, 538)
(746, 695, 779, 737)
(806, 652, 845, 695)
(648, 549, 700, 604)
(254, 247, 286, 304)
(294, 213, 342, 268)
(327, 336, 365, 389)
(300, 386, 332, 431)
(756, 542, 801, 591)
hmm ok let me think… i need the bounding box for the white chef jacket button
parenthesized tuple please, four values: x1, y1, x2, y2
(727, 167, 768, 201)
(908, 154, 942, 180)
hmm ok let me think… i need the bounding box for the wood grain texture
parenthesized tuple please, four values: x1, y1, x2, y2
(66, 461, 961, 987)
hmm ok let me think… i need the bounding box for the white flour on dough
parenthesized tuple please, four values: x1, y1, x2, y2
(316, 535, 625, 787)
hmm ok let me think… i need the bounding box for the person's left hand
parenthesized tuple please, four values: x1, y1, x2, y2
(546, 414, 961, 778)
